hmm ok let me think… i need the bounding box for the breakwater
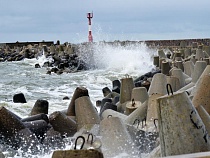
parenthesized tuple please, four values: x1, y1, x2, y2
(1, 38, 210, 157)
(1, 38, 209, 73)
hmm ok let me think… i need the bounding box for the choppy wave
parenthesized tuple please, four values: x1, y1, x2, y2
(78, 42, 156, 77)
(0, 42, 156, 158)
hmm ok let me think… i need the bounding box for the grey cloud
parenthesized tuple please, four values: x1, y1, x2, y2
(0, 0, 210, 43)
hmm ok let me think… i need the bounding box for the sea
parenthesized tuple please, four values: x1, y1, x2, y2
(0, 42, 156, 158)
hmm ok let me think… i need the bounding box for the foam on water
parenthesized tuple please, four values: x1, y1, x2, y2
(0, 42, 157, 158)
(24, 49, 54, 67)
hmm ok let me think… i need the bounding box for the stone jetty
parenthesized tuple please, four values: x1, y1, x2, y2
(0, 40, 88, 74)
(0, 38, 210, 75)
(1, 38, 210, 157)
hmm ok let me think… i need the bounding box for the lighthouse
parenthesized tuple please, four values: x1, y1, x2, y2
(87, 12, 93, 42)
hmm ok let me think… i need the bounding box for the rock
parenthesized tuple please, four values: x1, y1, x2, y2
(56, 70, 63, 75)
(13, 93, 27, 103)
(46, 70, 51, 75)
(102, 87, 111, 97)
(30, 99, 49, 115)
(24, 49, 30, 58)
(35, 63, 41, 68)
(58, 63, 65, 69)
(51, 67, 59, 73)
(112, 79, 121, 94)
(63, 96, 69, 100)
(43, 61, 49, 67)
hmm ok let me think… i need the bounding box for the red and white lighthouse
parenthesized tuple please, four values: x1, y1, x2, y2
(87, 12, 93, 42)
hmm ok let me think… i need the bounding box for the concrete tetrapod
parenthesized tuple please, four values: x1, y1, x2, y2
(153, 56, 159, 67)
(148, 73, 167, 96)
(0, 152, 4, 158)
(71, 131, 102, 151)
(191, 61, 207, 83)
(119, 76, 134, 104)
(102, 87, 111, 97)
(183, 60, 194, 77)
(145, 93, 163, 132)
(192, 74, 210, 114)
(126, 124, 159, 154)
(166, 76, 181, 92)
(184, 48, 192, 58)
(158, 49, 166, 58)
(190, 65, 210, 96)
(147, 145, 161, 158)
(105, 91, 120, 100)
(195, 48, 205, 60)
(30, 99, 49, 115)
(170, 68, 186, 88)
(100, 117, 139, 157)
(159, 58, 166, 70)
(172, 52, 182, 61)
(0, 106, 25, 139)
(23, 120, 49, 140)
(101, 109, 127, 122)
(52, 149, 104, 158)
(99, 102, 117, 118)
(99, 98, 112, 114)
(13, 92, 27, 103)
(52, 136, 104, 158)
(125, 100, 141, 115)
(0, 106, 42, 153)
(125, 100, 148, 126)
(112, 79, 121, 94)
(75, 96, 100, 131)
(174, 58, 183, 66)
(67, 87, 89, 116)
(161, 60, 171, 75)
(49, 111, 77, 137)
(42, 127, 65, 151)
(21, 113, 49, 123)
(196, 105, 210, 135)
(131, 87, 149, 103)
(204, 45, 210, 57)
(190, 55, 197, 64)
(157, 89, 210, 157)
(203, 57, 210, 65)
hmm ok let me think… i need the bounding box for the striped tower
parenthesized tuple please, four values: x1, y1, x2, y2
(87, 12, 93, 42)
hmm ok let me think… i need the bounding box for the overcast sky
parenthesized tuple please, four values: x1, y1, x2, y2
(0, 0, 210, 44)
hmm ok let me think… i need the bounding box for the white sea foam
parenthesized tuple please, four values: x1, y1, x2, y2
(0, 42, 157, 158)
(79, 42, 156, 77)
(24, 50, 53, 67)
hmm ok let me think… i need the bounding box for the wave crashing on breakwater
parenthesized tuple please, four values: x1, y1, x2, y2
(78, 42, 156, 76)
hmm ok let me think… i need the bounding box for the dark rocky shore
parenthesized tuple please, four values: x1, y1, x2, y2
(0, 40, 88, 74)
(0, 38, 210, 75)
(1, 38, 210, 157)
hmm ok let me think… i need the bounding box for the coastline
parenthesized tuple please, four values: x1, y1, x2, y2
(0, 39, 210, 157)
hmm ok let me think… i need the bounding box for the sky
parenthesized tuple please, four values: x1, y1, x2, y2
(0, 0, 210, 44)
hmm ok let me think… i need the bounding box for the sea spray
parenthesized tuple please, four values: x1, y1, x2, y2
(0, 41, 158, 158)
(24, 49, 53, 67)
(78, 42, 156, 77)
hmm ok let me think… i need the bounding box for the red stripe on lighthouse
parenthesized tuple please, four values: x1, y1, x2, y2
(87, 12, 93, 42)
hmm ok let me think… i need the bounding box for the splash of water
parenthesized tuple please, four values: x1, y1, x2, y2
(23, 49, 53, 67)
(78, 42, 156, 77)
